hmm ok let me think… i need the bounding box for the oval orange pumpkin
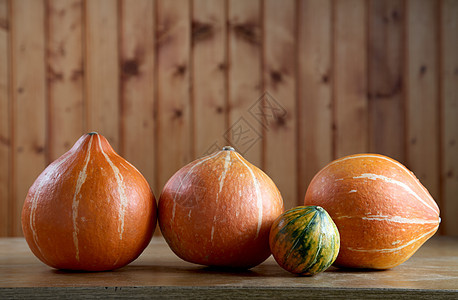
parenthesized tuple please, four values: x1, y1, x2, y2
(158, 146, 284, 269)
(21, 132, 156, 271)
(304, 153, 440, 269)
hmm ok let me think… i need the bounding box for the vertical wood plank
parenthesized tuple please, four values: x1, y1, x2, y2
(85, 0, 120, 150)
(334, 0, 368, 157)
(156, 0, 192, 190)
(263, 0, 296, 208)
(192, 0, 226, 157)
(227, 0, 262, 167)
(47, 0, 84, 161)
(368, 0, 405, 162)
(11, 0, 47, 235)
(406, 0, 439, 200)
(120, 0, 156, 193)
(441, 0, 458, 236)
(0, 0, 10, 236)
(297, 0, 333, 201)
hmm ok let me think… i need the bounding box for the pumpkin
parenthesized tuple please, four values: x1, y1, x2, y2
(158, 146, 284, 269)
(304, 153, 440, 269)
(269, 206, 340, 276)
(21, 132, 156, 271)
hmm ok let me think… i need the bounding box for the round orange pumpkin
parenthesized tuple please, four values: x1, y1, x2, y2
(158, 146, 284, 269)
(304, 154, 440, 269)
(21, 132, 156, 271)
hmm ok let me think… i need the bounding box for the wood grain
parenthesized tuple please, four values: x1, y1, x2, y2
(47, 0, 84, 161)
(440, 0, 458, 236)
(405, 0, 439, 200)
(10, 0, 47, 236)
(0, 0, 10, 236)
(0, 236, 457, 298)
(368, 0, 405, 162)
(192, 0, 227, 158)
(333, 0, 369, 158)
(0, 1, 456, 237)
(263, 0, 296, 209)
(119, 0, 156, 192)
(85, 0, 120, 151)
(297, 0, 333, 202)
(156, 0, 192, 191)
(227, 0, 262, 167)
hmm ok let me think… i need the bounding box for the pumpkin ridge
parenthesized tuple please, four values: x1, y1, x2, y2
(314, 213, 336, 273)
(97, 135, 128, 240)
(28, 150, 75, 266)
(305, 228, 323, 274)
(234, 152, 263, 239)
(346, 225, 439, 253)
(336, 214, 439, 224)
(71, 134, 94, 262)
(284, 211, 318, 262)
(352, 173, 437, 214)
(277, 211, 308, 233)
(211, 151, 233, 244)
(323, 221, 339, 268)
(171, 151, 221, 221)
(318, 154, 438, 213)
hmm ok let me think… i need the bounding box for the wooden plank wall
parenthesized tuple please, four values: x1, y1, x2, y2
(0, 0, 457, 236)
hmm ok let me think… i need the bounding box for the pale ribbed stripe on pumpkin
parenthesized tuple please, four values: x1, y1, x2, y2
(98, 135, 128, 240)
(29, 151, 74, 264)
(171, 151, 220, 221)
(353, 173, 437, 214)
(347, 226, 438, 253)
(234, 152, 263, 239)
(335, 214, 438, 224)
(72, 135, 93, 261)
(323, 154, 438, 213)
(218, 151, 232, 196)
(211, 151, 232, 243)
(211, 215, 217, 242)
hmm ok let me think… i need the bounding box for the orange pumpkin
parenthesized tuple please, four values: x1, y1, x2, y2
(158, 146, 284, 269)
(22, 132, 156, 271)
(304, 154, 440, 269)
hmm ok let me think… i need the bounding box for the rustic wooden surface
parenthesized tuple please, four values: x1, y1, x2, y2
(297, 0, 333, 202)
(0, 0, 9, 237)
(10, 0, 47, 237)
(263, 0, 297, 210)
(119, 0, 156, 191)
(333, 0, 368, 158)
(406, 0, 440, 203)
(156, 0, 193, 192)
(440, 0, 458, 238)
(85, 0, 120, 151)
(0, 236, 457, 298)
(1, 0, 458, 237)
(47, 0, 84, 162)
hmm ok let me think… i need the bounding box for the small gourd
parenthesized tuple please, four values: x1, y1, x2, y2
(269, 206, 340, 276)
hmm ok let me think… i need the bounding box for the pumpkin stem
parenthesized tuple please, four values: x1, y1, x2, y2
(88, 132, 99, 136)
(222, 146, 235, 151)
(316, 206, 323, 212)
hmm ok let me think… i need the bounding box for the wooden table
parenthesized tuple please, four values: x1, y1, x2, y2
(1, 236, 457, 299)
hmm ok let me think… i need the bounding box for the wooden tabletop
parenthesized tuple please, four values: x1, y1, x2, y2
(1, 236, 457, 299)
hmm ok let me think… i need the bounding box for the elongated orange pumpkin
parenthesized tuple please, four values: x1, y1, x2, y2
(158, 146, 284, 269)
(22, 132, 156, 271)
(304, 154, 440, 269)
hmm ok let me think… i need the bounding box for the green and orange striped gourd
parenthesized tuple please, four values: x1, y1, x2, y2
(269, 206, 340, 276)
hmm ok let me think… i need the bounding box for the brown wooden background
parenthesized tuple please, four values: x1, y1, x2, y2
(0, 0, 457, 237)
